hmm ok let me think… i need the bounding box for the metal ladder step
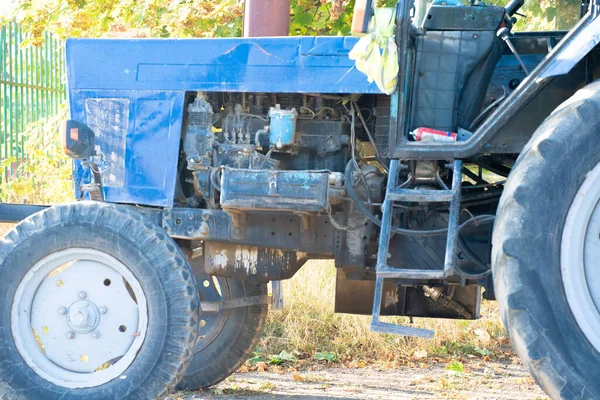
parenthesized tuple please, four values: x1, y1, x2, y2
(376, 267, 445, 280)
(387, 189, 453, 202)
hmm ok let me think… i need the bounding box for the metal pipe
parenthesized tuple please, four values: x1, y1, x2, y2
(243, 0, 290, 37)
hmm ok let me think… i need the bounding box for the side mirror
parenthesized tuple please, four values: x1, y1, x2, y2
(351, 0, 374, 35)
(60, 120, 96, 160)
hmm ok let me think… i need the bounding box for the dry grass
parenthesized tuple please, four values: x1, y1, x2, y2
(0, 223, 15, 236)
(260, 260, 508, 365)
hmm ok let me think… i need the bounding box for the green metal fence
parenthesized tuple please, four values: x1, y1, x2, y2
(0, 22, 66, 180)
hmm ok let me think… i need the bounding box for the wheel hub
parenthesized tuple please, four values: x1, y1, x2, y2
(66, 300, 100, 334)
(11, 249, 148, 388)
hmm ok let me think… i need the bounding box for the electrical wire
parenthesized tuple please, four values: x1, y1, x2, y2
(315, 107, 336, 117)
(455, 215, 496, 279)
(241, 113, 268, 122)
(259, 146, 276, 169)
(359, 108, 372, 123)
(349, 104, 373, 209)
(345, 160, 447, 236)
(351, 100, 380, 159)
(326, 106, 372, 231)
(343, 158, 499, 238)
(299, 106, 316, 119)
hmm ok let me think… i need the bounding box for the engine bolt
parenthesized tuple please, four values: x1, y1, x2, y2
(79, 291, 87, 299)
(199, 223, 209, 235)
(67, 331, 75, 339)
(91, 331, 100, 339)
(100, 306, 107, 314)
(58, 307, 67, 315)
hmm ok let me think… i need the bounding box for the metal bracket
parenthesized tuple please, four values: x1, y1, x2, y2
(299, 213, 316, 243)
(228, 210, 246, 240)
(271, 281, 284, 310)
(81, 161, 104, 201)
(200, 295, 270, 313)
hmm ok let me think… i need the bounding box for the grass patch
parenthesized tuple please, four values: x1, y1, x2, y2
(259, 260, 508, 367)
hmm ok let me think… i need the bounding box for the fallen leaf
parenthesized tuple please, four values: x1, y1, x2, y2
(256, 362, 268, 372)
(411, 375, 434, 384)
(445, 360, 464, 373)
(293, 373, 304, 382)
(474, 329, 491, 345)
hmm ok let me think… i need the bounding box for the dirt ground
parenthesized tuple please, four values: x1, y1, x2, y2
(173, 359, 549, 400)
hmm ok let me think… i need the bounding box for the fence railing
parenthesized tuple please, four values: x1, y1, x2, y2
(0, 22, 66, 181)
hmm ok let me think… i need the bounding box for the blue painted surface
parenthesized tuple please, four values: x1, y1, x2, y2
(66, 36, 381, 94)
(70, 90, 184, 206)
(67, 36, 380, 206)
(268, 107, 297, 147)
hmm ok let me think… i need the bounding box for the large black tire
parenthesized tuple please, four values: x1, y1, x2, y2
(493, 81, 600, 399)
(177, 264, 268, 390)
(0, 203, 199, 400)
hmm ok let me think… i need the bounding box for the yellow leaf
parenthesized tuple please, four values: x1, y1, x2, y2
(293, 373, 304, 382)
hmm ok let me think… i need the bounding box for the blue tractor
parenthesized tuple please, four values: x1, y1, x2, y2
(1, 0, 600, 398)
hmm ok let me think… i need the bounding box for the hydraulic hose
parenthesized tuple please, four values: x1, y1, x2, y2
(344, 160, 449, 237)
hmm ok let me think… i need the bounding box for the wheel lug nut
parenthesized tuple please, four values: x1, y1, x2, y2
(91, 331, 100, 339)
(58, 307, 67, 315)
(79, 291, 87, 299)
(67, 331, 75, 339)
(100, 306, 107, 314)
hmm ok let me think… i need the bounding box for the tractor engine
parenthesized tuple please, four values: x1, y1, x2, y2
(179, 92, 357, 211)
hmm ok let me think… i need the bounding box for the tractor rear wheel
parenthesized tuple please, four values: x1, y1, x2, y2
(176, 261, 268, 390)
(493, 81, 600, 399)
(0, 203, 199, 400)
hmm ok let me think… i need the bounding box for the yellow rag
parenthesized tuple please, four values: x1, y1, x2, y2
(349, 8, 398, 95)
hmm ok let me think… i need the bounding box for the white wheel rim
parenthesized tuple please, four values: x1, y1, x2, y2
(562, 161, 600, 352)
(11, 248, 148, 389)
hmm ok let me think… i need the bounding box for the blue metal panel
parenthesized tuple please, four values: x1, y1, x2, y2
(69, 90, 184, 206)
(66, 36, 380, 207)
(66, 37, 381, 94)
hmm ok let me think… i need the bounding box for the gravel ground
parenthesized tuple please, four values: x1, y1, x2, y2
(172, 360, 549, 400)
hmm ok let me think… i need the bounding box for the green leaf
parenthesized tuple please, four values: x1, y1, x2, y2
(268, 350, 296, 365)
(474, 347, 491, 357)
(545, 7, 557, 23)
(445, 360, 464, 373)
(247, 356, 266, 365)
(314, 351, 338, 362)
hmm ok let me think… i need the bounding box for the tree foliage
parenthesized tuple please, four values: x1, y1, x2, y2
(0, 0, 585, 45)
(495, 0, 581, 32)
(0, 106, 72, 204)
(5, 0, 396, 45)
(3, 0, 585, 45)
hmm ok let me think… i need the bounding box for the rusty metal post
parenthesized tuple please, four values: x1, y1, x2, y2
(243, 0, 290, 37)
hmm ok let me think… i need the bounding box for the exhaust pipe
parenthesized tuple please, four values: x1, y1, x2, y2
(243, 0, 290, 37)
